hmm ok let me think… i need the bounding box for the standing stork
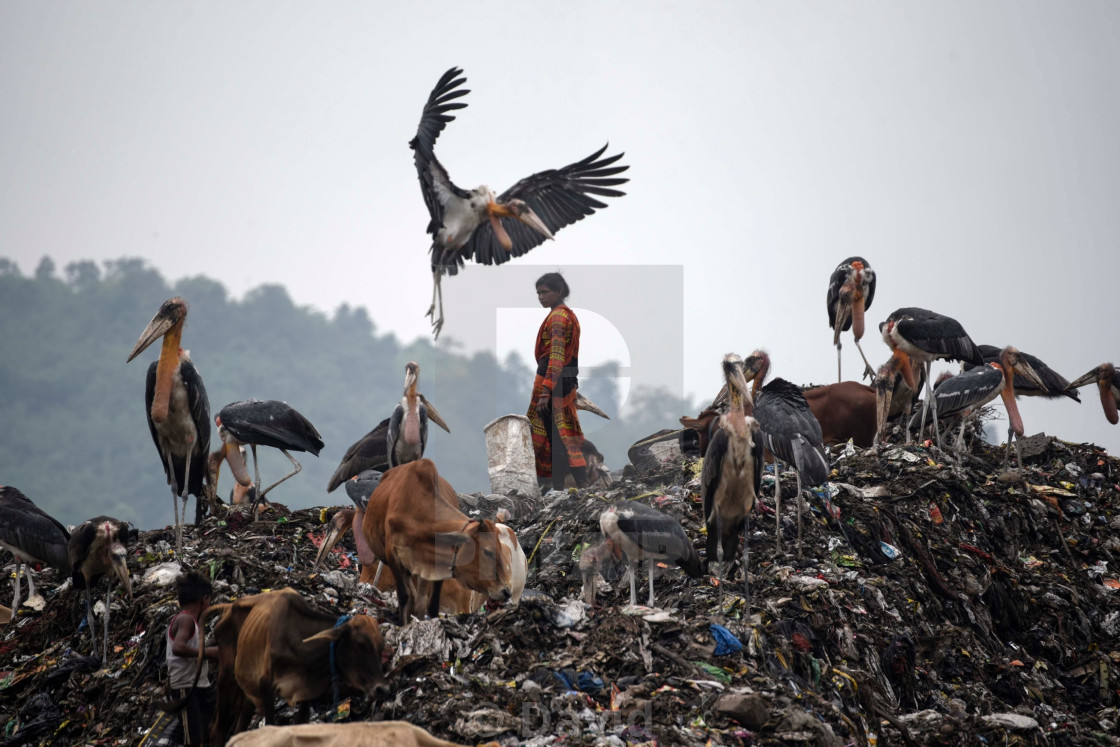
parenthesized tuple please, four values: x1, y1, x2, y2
(126, 297, 211, 557)
(738, 351, 830, 556)
(700, 354, 763, 606)
(68, 516, 135, 665)
(327, 419, 391, 493)
(411, 67, 629, 338)
(580, 501, 700, 609)
(212, 400, 324, 510)
(1067, 362, 1119, 425)
(0, 486, 71, 612)
(918, 347, 1046, 469)
(827, 257, 877, 382)
(388, 361, 450, 468)
(880, 307, 984, 448)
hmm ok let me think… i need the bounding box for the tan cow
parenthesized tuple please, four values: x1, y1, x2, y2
(226, 721, 495, 746)
(198, 589, 389, 745)
(361, 459, 512, 623)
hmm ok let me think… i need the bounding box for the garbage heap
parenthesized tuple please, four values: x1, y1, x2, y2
(1, 433, 1118, 746)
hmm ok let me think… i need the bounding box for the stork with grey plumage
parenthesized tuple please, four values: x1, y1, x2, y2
(913, 346, 1046, 470)
(737, 351, 830, 557)
(68, 516, 135, 665)
(965, 345, 1080, 403)
(1066, 362, 1119, 425)
(211, 399, 324, 513)
(827, 257, 877, 382)
(388, 362, 450, 468)
(411, 67, 629, 339)
(126, 297, 212, 557)
(880, 307, 985, 449)
(580, 501, 701, 609)
(0, 486, 71, 613)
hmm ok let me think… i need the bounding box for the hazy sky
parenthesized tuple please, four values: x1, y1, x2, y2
(3, 1, 1118, 457)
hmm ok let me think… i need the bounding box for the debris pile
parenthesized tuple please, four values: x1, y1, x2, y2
(1, 434, 1119, 746)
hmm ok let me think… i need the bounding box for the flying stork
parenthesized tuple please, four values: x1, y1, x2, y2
(827, 257, 877, 382)
(126, 297, 211, 557)
(68, 516, 135, 665)
(212, 399, 324, 510)
(0, 486, 71, 612)
(917, 347, 1046, 469)
(1066, 362, 1119, 425)
(579, 501, 701, 609)
(736, 351, 830, 557)
(699, 354, 763, 606)
(388, 361, 451, 468)
(964, 345, 1080, 402)
(411, 67, 630, 338)
(880, 307, 984, 448)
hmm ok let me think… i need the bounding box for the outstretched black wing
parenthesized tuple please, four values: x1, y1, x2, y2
(461, 144, 629, 267)
(410, 67, 472, 237)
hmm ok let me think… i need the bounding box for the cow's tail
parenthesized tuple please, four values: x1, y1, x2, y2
(159, 602, 230, 712)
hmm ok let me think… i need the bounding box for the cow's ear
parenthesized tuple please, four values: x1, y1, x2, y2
(303, 627, 344, 644)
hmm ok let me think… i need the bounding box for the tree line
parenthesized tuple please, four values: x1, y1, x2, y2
(0, 256, 696, 530)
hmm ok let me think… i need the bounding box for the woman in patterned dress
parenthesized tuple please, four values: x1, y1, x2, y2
(528, 272, 588, 492)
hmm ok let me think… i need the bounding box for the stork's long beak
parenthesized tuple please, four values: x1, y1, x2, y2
(313, 508, 355, 570)
(575, 392, 611, 420)
(726, 363, 752, 415)
(419, 395, 451, 432)
(111, 544, 134, 601)
(126, 314, 176, 362)
(219, 438, 253, 487)
(1067, 368, 1102, 390)
(512, 207, 553, 240)
(403, 367, 419, 397)
(895, 352, 917, 390)
(1012, 360, 1046, 392)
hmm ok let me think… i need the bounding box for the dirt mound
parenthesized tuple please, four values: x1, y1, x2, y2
(1, 435, 1119, 745)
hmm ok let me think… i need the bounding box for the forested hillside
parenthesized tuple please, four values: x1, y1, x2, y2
(0, 256, 694, 530)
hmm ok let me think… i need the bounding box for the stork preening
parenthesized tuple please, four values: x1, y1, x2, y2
(965, 345, 1080, 402)
(68, 516, 135, 665)
(213, 400, 324, 510)
(126, 297, 211, 557)
(313, 470, 384, 586)
(0, 486, 71, 612)
(698, 354, 763, 607)
(916, 347, 1045, 469)
(827, 257, 877, 382)
(1067, 362, 1119, 425)
(880, 307, 984, 448)
(388, 361, 450, 468)
(580, 501, 700, 609)
(411, 67, 629, 338)
(327, 419, 391, 493)
(738, 351, 830, 556)
(873, 353, 926, 446)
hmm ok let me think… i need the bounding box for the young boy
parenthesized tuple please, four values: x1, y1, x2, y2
(166, 570, 219, 746)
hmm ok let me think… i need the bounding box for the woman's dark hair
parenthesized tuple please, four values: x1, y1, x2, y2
(176, 570, 213, 605)
(535, 272, 570, 300)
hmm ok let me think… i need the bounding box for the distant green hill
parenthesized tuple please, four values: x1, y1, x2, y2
(0, 256, 694, 530)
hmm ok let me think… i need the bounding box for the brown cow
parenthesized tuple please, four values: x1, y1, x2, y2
(226, 721, 495, 746)
(362, 459, 512, 623)
(199, 588, 389, 745)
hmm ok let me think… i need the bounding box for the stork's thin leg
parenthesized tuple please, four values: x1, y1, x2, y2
(84, 588, 98, 660)
(647, 558, 656, 608)
(164, 453, 184, 557)
(836, 343, 843, 384)
(743, 510, 751, 620)
(955, 418, 968, 453)
(102, 581, 112, 665)
(251, 444, 262, 493)
(925, 362, 943, 449)
(371, 561, 384, 589)
(426, 271, 445, 340)
(11, 558, 22, 612)
(628, 560, 638, 607)
(257, 449, 303, 501)
(854, 339, 876, 381)
(773, 461, 782, 554)
(795, 472, 804, 559)
(716, 510, 724, 611)
(917, 384, 930, 444)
